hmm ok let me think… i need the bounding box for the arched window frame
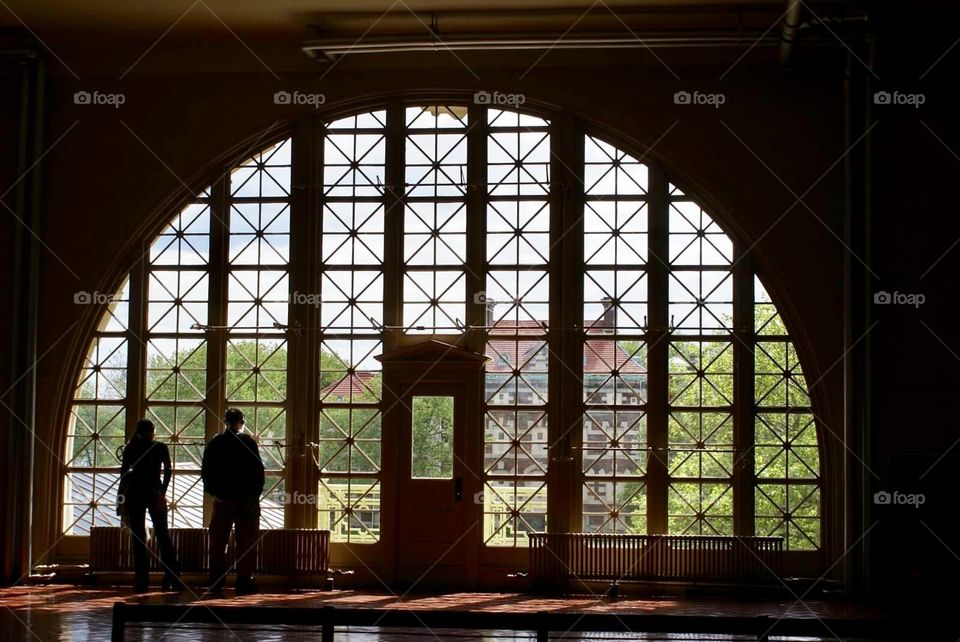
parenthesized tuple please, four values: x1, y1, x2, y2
(59, 97, 824, 558)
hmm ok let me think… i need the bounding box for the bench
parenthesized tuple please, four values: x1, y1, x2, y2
(529, 533, 784, 587)
(90, 527, 329, 577)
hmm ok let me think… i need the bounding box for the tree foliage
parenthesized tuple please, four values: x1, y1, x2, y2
(605, 304, 820, 549)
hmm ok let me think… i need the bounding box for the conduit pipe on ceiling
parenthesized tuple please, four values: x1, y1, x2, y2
(303, 30, 838, 59)
(301, 5, 867, 60)
(780, 0, 804, 67)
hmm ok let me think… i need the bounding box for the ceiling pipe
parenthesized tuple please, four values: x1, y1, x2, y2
(303, 30, 840, 60)
(310, 6, 772, 21)
(780, 0, 804, 67)
(302, 5, 869, 61)
(0, 49, 39, 58)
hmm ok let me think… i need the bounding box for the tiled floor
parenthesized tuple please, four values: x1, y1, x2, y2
(0, 584, 886, 641)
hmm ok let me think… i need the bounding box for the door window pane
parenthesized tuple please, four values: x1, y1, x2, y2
(411, 396, 454, 479)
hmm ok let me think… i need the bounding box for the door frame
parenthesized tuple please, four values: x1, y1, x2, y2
(377, 340, 486, 588)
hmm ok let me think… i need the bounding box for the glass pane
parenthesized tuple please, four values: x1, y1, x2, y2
(668, 201, 732, 266)
(482, 480, 547, 546)
(582, 480, 646, 534)
(230, 138, 291, 198)
(150, 203, 210, 266)
(319, 339, 382, 403)
(404, 108, 468, 199)
(168, 473, 204, 528)
(487, 125, 550, 197)
(260, 476, 285, 530)
(584, 135, 648, 195)
(63, 472, 121, 535)
(484, 410, 548, 476)
(756, 483, 821, 550)
(318, 478, 381, 543)
(668, 270, 733, 335)
(324, 130, 386, 198)
(319, 408, 382, 473)
(582, 410, 647, 477)
(402, 271, 465, 333)
(668, 482, 733, 536)
(76, 337, 128, 400)
(411, 396, 454, 479)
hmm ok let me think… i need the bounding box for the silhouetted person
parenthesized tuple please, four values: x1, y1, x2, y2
(118, 419, 181, 592)
(202, 408, 264, 594)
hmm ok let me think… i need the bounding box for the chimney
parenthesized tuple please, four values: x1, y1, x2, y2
(486, 300, 498, 326)
(601, 296, 616, 330)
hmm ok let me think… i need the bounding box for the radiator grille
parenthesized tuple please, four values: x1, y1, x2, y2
(258, 529, 330, 575)
(529, 533, 783, 584)
(90, 527, 329, 576)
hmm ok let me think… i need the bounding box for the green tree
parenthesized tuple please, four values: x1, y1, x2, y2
(410, 396, 454, 478)
(611, 306, 819, 547)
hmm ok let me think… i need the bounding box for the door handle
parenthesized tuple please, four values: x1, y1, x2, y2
(454, 477, 463, 501)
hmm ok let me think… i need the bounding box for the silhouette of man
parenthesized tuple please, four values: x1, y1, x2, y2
(202, 408, 264, 594)
(118, 418, 181, 592)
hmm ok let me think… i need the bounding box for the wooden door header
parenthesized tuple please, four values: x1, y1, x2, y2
(376, 340, 488, 365)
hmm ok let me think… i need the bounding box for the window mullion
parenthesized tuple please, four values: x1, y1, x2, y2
(204, 173, 229, 527)
(554, 112, 582, 534)
(383, 102, 405, 349)
(645, 164, 669, 535)
(465, 102, 487, 353)
(373, 102, 404, 551)
(733, 251, 755, 536)
(290, 116, 321, 528)
(127, 255, 147, 443)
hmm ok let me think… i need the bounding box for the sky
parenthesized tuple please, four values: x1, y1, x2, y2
(91, 105, 766, 363)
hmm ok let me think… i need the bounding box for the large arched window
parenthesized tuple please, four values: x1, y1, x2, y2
(62, 101, 821, 554)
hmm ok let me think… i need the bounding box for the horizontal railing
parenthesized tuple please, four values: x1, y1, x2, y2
(529, 533, 784, 585)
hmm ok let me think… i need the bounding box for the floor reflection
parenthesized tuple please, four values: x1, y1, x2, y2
(0, 584, 885, 641)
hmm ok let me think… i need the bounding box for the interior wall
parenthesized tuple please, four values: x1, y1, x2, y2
(0, 61, 25, 584)
(1, 53, 43, 585)
(0, 1, 956, 601)
(866, 5, 960, 607)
